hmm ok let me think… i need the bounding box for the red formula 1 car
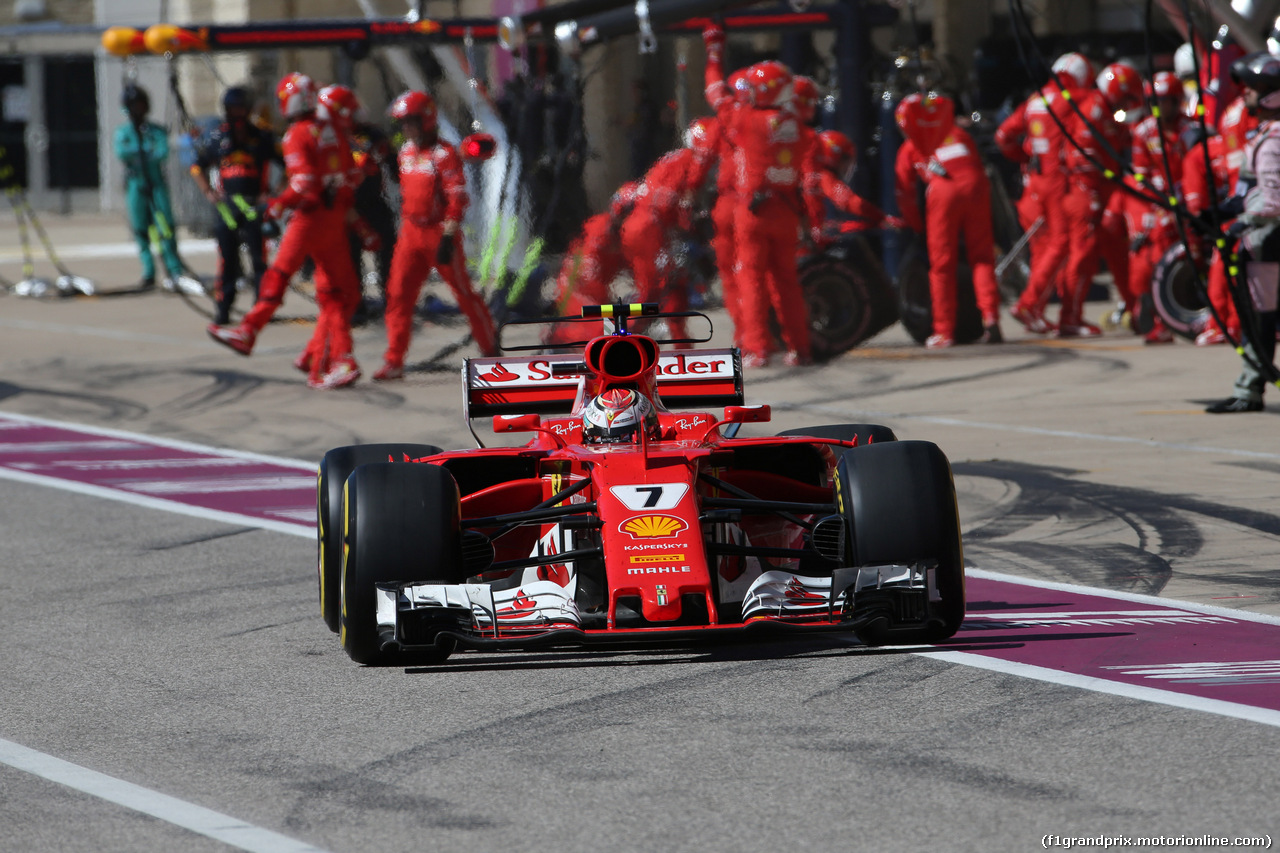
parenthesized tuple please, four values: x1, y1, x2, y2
(316, 304, 965, 665)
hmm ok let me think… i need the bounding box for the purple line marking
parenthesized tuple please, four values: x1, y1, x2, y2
(4, 412, 1279, 723)
(947, 574, 1280, 717)
(0, 413, 314, 533)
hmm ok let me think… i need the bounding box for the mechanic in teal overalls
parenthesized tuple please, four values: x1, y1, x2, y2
(113, 84, 184, 289)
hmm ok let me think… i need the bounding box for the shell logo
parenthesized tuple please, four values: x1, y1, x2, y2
(620, 514, 688, 539)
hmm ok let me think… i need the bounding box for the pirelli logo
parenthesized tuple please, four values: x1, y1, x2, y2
(629, 553, 685, 564)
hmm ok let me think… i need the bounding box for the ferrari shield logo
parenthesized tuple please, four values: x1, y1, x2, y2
(656, 585, 668, 606)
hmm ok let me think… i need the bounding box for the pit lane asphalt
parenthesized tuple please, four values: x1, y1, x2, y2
(1, 220, 1277, 851)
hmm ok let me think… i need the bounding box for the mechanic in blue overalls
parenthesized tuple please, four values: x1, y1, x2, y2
(113, 84, 185, 291)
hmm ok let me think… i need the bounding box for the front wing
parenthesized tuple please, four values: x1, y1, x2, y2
(377, 562, 938, 653)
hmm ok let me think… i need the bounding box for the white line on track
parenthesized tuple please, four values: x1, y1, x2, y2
(0, 737, 332, 853)
(773, 402, 1280, 462)
(0, 413, 314, 538)
(0, 413, 316, 471)
(0, 466, 314, 539)
(915, 651, 1280, 729)
(967, 567, 1280, 626)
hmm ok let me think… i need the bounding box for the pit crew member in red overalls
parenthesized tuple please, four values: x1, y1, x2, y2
(792, 79, 901, 237)
(374, 90, 497, 382)
(1058, 62, 1143, 337)
(805, 130, 905, 243)
(1182, 126, 1234, 346)
(995, 53, 1093, 334)
(208, 72, 365, 391)
(710, 69, 750, 347)
(619, 118, 719, 342)
(299, 84, 382, 373)
(704, 26, 813, 367)
(894, 93, 1003, 347)
(316, 85, 394, 323)
(1127, 71, 1194, 343)
(1192, 93, 1255, 345)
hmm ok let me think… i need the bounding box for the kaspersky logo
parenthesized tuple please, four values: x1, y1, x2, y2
(619, 514, 688, 540)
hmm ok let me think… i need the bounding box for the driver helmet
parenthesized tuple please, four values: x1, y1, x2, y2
(581, 389, 658, 444)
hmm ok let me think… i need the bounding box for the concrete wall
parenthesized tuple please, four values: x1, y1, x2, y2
(1, 0, 94, 26)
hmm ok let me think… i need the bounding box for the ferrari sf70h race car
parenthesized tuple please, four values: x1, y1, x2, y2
(316, 304, 965, 665)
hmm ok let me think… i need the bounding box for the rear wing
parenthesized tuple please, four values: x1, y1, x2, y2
(462, 349, 744, 420)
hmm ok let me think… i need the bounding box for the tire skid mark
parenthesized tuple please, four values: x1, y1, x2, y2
(956, 459, 1280, 601)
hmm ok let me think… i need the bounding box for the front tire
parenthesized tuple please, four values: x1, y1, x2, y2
(835, 441, 965, 645)
(341, 462, 465, 666)
(317, 443, 441, 632)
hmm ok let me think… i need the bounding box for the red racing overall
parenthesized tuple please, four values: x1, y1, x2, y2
(382, 137, 497, 367)
(244, 116, 361, 380)
(894, 125, 1002, 342)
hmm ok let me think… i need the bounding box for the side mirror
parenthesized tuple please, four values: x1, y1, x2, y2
(722, 404, 771, 424)
(493, 413, 542, 433)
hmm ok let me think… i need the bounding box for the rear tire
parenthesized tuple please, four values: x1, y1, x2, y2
(341, 462, 465, 666)
(777, 424, 898, 445)
(317, 443, 442, 633)
(835, 441, 965, 645)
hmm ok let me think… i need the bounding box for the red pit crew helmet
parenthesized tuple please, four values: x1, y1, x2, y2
(276, 72, 317, 119)
(1097, 61, 1144, 112)
(317, 84, 360, 128)
(1052, 52, 1095, 90)
(816, 129, 857, 183)
(791, 75, 820, 123)
(744, 60, 793, 109)
(388, 90, 438, 131)
(684, 117, 717, 155)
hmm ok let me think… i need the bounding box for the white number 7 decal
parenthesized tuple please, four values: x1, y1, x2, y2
(609, 483, 690, 511)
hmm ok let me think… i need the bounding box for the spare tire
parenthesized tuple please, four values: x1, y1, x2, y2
(801, 258, 875, 359)
(1151, 241, 1210, 340)
(895, 237, 984, 344)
